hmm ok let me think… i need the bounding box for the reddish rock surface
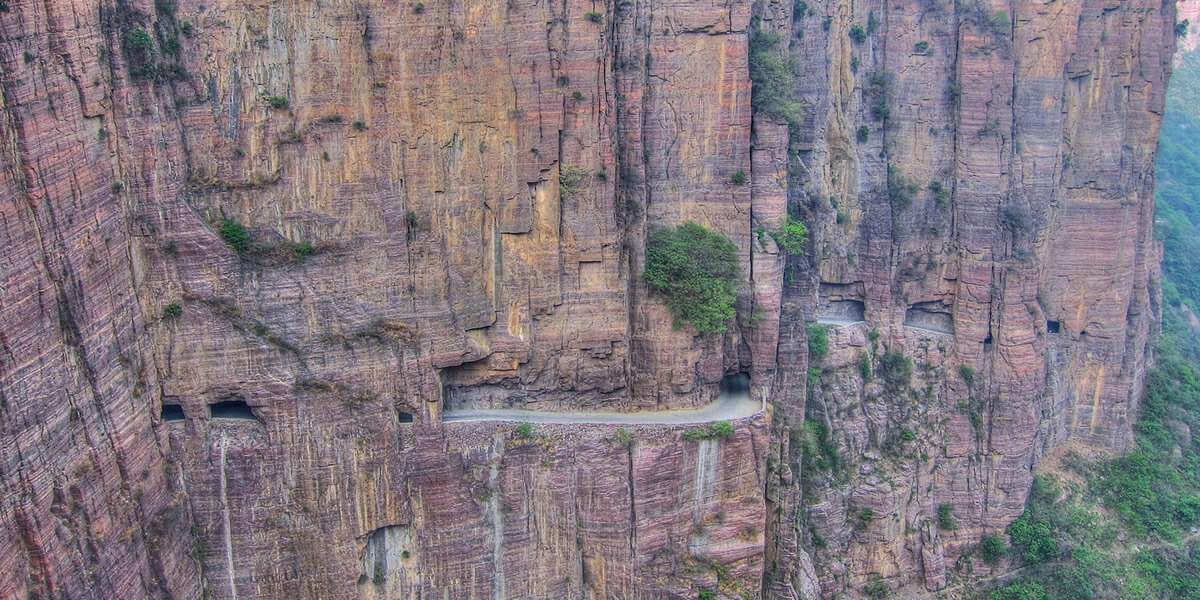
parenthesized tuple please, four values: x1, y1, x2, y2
(0, 0, 1176, 599)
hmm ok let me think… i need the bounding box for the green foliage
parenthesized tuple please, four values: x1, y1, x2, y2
(980, 533, 1006, 563)
(123, 28, 156, 78)
(1179, 20, 1191, 39)
(585, 11, 602, 24)
(848, 25, 867, 44)
(401, 550, 410, 559)
(992, 581, 1053, 600)
(856, 125, 869, 142)
(878, 350, 912, 391)
(730, 169, 747, 184)
(806, 324, 829, 358)
(799, 420, 839, 475)
(682, 421, 735, 442)
(959, 364, 975, 387)
(180, 21, 194, 36)
(352, 120, 368, 131)
(913, 40, 929, 53)
(863, 575, 887, 598)
(267, 96, 289, 109)
(23, 51, 35, 64)
(220, 219, 251, 253)
(868, 328, 880, 343)
(559, 165, 589, 200)
(412, 2, 424, 13)
(293, 241, 314, 258)
(162, 302, 183, 319)
(644, 222, 741, 334)
(858, 508, 874, 521)
(748, 30, 803, 138)
(698, 589, 715, 600)
(887, 166, 918, 210)
(937, 503, 956, 530)
(899, 428, 915, 442)
(857, 352, 871, 380)
(770, 215, 808, 255)
(616, 428, 633, 447)
(515, 423, 534, 438)
(155, 0, 176, 16)
(571, 90, 585, 101)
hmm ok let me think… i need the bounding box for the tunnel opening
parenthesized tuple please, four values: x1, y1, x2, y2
(161, 404, 186, 422)
(1047, 320, 1061, 334)
(209, 400, 257, 420)
(903, 301, 955, 334)
(817, 282, 867, 325)
(397, 411, 414, 424)
(720, 372, 750, 398)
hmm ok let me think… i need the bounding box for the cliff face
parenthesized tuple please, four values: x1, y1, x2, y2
(0, 0, 1174, 599)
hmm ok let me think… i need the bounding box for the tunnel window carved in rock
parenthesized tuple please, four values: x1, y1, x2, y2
(1047, 320, 1061, 334)
(904, 301, 954, 335)
(817, 282, 867, 325)
(161, 403, 186, 422)
(209, 400, 258, 420)
(719, 372, 750, 399)
(397, 410, 414, 424)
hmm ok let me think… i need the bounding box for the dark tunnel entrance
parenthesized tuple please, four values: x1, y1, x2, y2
(720, 372, 750, 398)
(161, 404, 186, 422)
(209, 400, 257, 420)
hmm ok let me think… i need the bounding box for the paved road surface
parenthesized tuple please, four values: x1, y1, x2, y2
(816, 316, 865, 327)
(442, 392, 762, 425)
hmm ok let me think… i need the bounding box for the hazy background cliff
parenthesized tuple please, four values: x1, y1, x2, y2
(0, 0, 1177, 598)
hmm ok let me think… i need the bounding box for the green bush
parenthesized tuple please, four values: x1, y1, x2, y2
(770, 215, 808, 255)
(914, 40, 929, 53)
(293, 241, 314, 258)
(616, 428, 633, 447)
(1178, 20, 1191, 39)
(879, 350, 912, 390)
(748, 30, 803, 137)
(585, 11, 602, 23)
(992, 581, 1053, 600)
(981, 533, 1006, 563)
(220, 219, 251, 253)
(644, 222, 740, 334)
(352, 120, 368, 131)
(899, 428, 915, 442)
(863, 575, 887, 598)
(571, 90, 585, 101)
(698, 589, 715, 600)
(267, 96, 289, 109)
(937, 503, 956, 530)
(959, 365, 975, 387)
(682, 421, 736, 442)
(857, 352, 872, 380)
(799, 421, 839, 474)
(807, 324, 829, 358)
(515, 423, 534, 438)
(856, 125, 869, 142)
(848, 25, 867, 44)
(730, 169, 747, 184)
(858, 508, 874, 522)
(162, 302, 183, 319)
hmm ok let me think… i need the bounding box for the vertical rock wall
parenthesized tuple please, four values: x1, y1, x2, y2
(0, 0, 1176, 598)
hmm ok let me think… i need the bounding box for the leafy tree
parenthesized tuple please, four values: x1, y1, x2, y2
(644, 222, 740, 334)
(770, 215, 809, 255)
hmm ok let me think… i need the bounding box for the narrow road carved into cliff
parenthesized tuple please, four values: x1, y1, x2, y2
(442, 392, 763, 425)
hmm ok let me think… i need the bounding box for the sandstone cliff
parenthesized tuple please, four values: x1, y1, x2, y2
(0, 0, 1176, 598)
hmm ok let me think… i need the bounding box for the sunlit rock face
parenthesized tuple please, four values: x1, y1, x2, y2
(0, 0, 1174, 598)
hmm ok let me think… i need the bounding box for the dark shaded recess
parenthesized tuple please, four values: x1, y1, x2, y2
(209, 400, 257, 420)
(1047, 320, 1061, 334)
(161, 404, 186, 421)
(720, 372, 750, 397)
(398, 411, 414, 424)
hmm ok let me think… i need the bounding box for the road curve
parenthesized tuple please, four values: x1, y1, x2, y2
(442, 393, 763, 425)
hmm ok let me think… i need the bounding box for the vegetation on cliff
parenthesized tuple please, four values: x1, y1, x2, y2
(644, 222, 741, 334)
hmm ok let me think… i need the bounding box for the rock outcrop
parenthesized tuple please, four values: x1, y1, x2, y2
(0, 0, 1175, 598)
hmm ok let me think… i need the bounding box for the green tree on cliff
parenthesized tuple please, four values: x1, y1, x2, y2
(644, 222, 741, 334)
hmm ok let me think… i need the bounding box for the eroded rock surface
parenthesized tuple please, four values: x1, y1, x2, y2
(0, 0, 1175, 598)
